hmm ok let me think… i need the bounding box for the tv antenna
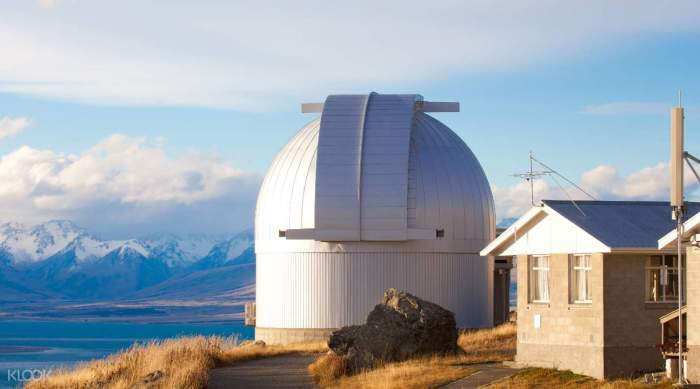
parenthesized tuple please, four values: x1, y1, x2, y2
(511, 151, 596, 216)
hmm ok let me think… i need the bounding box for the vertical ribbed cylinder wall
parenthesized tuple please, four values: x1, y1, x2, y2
(256, 252, 493, 329)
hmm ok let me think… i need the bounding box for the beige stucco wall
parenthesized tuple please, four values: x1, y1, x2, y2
(515, 253, 605, 379)
(687, 246, 700, 383)
(516, 253, 673, 379)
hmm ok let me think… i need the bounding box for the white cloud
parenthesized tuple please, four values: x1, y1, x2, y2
(1, 1, 700, 109)
(0, 117, 30, 139)
(493, 162, 700, 220)
(0, 135, 258, 238)
(582, 102, 671, 115)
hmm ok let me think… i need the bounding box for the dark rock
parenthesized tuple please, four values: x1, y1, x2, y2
(142, 370, 164, 384)
(328, 288, 458, 372)
(254, 340, 266, 347)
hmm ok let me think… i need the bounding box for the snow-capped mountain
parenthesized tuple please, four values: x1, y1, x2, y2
(0, 220, 245, 268)
(0, 220, 87, 263)
(139, 234, 224, 268)
(0, 220, 255, 301)
(190, 229, 254, 270)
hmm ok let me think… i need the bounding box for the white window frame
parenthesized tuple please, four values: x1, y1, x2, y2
(529, 255, 550, 303)
(645, 254, 685, 303)
(569, 254, 592, 304)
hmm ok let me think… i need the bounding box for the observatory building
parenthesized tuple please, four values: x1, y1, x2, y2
(254, 93, 496, 344)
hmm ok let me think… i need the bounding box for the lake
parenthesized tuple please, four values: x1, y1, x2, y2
(0, 320, 253, 388)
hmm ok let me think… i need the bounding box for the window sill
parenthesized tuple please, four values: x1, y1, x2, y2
(527, 302, 550, 309)
(645, 302, 683, 309)
(568, 303, 592, 310)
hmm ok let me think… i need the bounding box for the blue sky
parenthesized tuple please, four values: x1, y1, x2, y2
(2, 0, 700, 237)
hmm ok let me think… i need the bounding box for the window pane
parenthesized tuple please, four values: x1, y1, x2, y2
(647, 269, 661, 301)
(530, 256, 549, 302)
(570, 259, 577, 302)
(570, 255, 592, 303)
(645, 255, 686, 302)
(666, 269, 679, 299)
(539, 265, 549, 301)
(530, 258, 537, 301)
(577, 269, 586, 300)
(586, 266, 592, 300)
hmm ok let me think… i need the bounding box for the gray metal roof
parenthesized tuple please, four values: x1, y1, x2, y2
(543, 200, 700, 249)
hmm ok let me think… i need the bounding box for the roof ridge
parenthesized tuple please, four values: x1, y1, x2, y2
(543, 199, 700, 206)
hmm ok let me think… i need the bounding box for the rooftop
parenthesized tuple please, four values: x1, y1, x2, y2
(544, 200, 700, 249)
(481, 200, 700, 256)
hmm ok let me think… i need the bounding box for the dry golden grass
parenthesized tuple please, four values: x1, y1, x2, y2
(455, 322, 516, 364)
(485, 368, 674, 389)
(25, 336, 327, 389)
(309, 322, 517, 389)
(309, 353, 349, 386)
(328, 356, 477, 389)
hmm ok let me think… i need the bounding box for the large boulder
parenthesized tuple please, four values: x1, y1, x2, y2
(328, 288, 458, 372)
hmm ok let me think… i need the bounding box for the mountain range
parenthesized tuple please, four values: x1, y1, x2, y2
(0, 220, 254, 302)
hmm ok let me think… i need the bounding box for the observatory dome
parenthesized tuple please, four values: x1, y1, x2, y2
(254, 93, 495, 343)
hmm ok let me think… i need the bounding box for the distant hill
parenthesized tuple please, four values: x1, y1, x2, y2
(132, 261, 255, 300)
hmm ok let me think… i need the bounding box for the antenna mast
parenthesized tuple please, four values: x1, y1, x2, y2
(511, 152, 596, 213)
(511, 151, 552, 206)
(670, 91, 686, 385)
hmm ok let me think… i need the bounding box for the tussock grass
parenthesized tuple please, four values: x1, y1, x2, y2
(25, 336, 327, 389)
(456, 322, 516, 364)
(329, 356, 476, 389)
(308, 352, 349, 386)
(485, 368, 674, 389)
(309, 322, 517, 389)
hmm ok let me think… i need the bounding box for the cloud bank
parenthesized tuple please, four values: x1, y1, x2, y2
(2, 1, 700, 109)
(0, 117, 31, 139)
(1, 134, 693, 236)
(0, 135, 259, 238)
(493, 162, 700, 220)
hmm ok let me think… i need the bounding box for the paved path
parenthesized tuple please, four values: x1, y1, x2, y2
(207, 354, 319, 389)
(441, 363, 520, 389)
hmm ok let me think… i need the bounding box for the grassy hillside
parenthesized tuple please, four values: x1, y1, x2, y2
(26, 337, 326, 389)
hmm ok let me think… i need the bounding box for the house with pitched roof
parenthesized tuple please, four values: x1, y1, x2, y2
(481, 200, 700, 379)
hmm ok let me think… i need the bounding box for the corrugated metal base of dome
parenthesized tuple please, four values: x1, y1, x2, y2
(255, 327, 336, 345)
(256, 252, 494, 329)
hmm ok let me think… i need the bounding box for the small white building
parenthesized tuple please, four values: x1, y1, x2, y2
(481, 200, 700, 379)
(254, 93, 497, 343)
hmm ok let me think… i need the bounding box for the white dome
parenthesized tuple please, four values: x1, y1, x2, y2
(255, 111, 495, 253)
(254, 93, 495, 339)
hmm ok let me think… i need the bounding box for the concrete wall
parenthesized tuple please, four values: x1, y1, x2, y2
(687, 246, 700, 383)
(602, 254, 674, 377)
(255, 327, 336, 344)
(515, 253, 605, 379)
(516, 253, 673, 379)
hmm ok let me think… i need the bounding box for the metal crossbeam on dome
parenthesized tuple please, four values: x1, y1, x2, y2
(300, 100, 459, 113)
